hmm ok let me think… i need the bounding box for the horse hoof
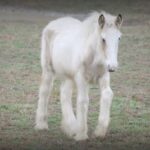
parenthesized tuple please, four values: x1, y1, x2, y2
(93, 126, 107, 138)
(35, 122, 49, 130)
(74, 133, 88, 141)
(61, 120, 77, 137)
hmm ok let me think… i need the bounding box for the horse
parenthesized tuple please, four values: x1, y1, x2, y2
(35, 11, 123, 141)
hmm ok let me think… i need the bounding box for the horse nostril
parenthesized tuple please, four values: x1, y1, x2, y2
(108, 65, 116, 72)
(109, 68, 115, 72)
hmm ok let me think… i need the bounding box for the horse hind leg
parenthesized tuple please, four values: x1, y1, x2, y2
(35, 70, 53, 130)
(35, 27, 54, 130)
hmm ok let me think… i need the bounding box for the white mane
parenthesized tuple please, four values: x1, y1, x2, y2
(82, 12, 100, 36)
(82, 11, 117, 36)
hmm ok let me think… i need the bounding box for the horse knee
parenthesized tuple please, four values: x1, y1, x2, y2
(78, 95, 89, 108)
(102, 87, 113, 100)
(60, 81, 72, 102)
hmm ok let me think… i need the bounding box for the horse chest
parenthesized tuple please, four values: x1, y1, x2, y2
(83, 63, 105, 83)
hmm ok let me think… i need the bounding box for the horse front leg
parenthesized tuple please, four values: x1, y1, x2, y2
(94, 72, 113, 138)
(60, 79, 77, 137)
(74, 72, 89, 141)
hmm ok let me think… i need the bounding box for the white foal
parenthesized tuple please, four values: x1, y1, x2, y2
(35, 11, 123, 141)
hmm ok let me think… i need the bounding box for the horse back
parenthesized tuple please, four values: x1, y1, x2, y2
(47, 17, 82, 33)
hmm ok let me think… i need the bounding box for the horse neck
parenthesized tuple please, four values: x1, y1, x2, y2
(82, 21, 105, 68)
(82, 13, 99, 37)
(83, 21, 100, 53)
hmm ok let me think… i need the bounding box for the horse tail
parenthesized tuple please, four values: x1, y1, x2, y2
(41, 27, 55, 73)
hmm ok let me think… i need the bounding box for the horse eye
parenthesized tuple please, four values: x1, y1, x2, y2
(119, 37, 121, 40)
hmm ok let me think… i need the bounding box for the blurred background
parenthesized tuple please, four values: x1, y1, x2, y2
(0, 0, 150, 13)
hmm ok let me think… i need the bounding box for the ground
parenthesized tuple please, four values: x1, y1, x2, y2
(0, 0, 150, 150)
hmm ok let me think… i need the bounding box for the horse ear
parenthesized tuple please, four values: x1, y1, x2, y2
(98, 14, 105, 28)
(116, 14, 123, 28)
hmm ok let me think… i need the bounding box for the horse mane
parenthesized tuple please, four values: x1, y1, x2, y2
(82, 11, 100, 36)
(82, 11, 116, 36)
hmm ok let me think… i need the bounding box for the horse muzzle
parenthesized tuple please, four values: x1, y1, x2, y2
(107, 64, 118, 72)
(108, 68, 115, 72)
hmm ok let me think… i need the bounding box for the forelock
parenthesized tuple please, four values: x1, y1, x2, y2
(101, 12, 116, 27)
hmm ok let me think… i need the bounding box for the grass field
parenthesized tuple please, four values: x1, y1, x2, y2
(0, 1, 150, 149)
